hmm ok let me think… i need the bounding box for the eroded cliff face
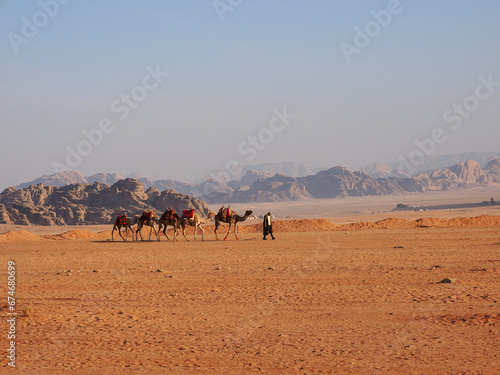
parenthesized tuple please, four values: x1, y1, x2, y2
(5, 160, 499, 211)
(0, 179, 209, 226)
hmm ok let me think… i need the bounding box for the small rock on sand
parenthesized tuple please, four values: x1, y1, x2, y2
(438, 278, 457, 284)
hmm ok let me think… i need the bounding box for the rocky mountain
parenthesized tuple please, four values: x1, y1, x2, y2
(205, 161, 322, 182)
(86, 172, 125, 185)
(361, 152, 500, 179)
(14, 171, 88, 189)
(227, 170, 274, 190)
(360, 162, 411, 179)
(202, 160, 499, 203)
(392, 152, 499, 177)
(484, 159, 500, 183)
(15, 172, 125, 190)
(14, 171, 234, 199)
(7, 159, 500, 212)
(429, 160, 488, 190)
(0, 178, 209, 226)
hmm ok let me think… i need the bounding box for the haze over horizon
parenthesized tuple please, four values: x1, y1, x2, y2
(1, 1, 500, 191)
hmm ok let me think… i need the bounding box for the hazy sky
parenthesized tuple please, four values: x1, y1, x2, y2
(1, 1, 499, 189)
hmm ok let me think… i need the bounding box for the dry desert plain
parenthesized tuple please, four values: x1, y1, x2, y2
(1, 188, 500, 374)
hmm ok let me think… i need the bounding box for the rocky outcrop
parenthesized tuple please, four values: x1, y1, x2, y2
(359, 162, 395, 179)
(15, 171, 124, 190)
(449, 160, 488, 184)
(14, 171, 87, 189)
(203, 160, 499, 203)
(0, 179, 209, 226)
(8, 159, 500, 208)
(484, 159, 500, 183)
(429, 160, 488, 190)
(227, 170, 273, 190)
(302, 167, 399, 198)
(86, 172, 125, 185)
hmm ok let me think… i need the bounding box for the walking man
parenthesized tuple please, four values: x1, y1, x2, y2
(263, 212, 275, 240)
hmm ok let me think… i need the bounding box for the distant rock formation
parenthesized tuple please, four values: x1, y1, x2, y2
(86, 172, 125, 185)
(430, 160, 488, 190)
(0, 179, 209, 226)
(15, 171, 124, 190)
(227, 170, 273, 190)
(389, 151, 500, 176)
(7, 158, 500, 209)
(360, 162, 400, 179)
(206, 161, 321, 181)
(14, 171, 88, 189)
(484, 159, 500, 183)
(202, 160, 498, 203)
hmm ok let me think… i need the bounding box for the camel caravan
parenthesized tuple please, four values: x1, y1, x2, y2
(111, 206, 253, 242)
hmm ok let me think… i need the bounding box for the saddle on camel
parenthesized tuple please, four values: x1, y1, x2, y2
(140, 210, 156, 222)
(116, 214, 129, 226)
(161, 208, 177, 221)
(218, 206, 234, 220)
(182, 209, 195, 220)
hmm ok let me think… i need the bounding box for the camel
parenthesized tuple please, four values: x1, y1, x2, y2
(136, 211, 159, 241)
(214, 208, 253, 240)
(157, 208, 181, 241)
(111, 214, 139, 241)
(179, 211, 216, 241)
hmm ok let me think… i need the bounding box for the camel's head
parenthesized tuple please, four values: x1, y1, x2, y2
(245, 210, 253, 217)
(207, 211, 216, 219)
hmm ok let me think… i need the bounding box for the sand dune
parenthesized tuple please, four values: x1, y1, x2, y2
(0, 230, 46, 242)
(2, 215, 500, 242)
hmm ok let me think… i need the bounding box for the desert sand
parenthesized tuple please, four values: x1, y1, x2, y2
(1, 191, 499, 374)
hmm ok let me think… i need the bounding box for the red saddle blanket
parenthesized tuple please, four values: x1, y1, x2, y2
(161, 209, 177, 220)
(140, 211, 155, 221)
(116, 215, 128, 226)
(182, 209, 195, 219)
(218, 207, 233, 220)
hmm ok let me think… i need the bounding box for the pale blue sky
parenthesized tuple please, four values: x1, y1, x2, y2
(1, 1, 499, 189)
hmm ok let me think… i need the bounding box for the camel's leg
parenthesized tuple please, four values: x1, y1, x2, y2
(157, 222, 162, 241)
(193, 223, 198, 241)
(148, 224, 159, 241)
(181, 222, 190, 242)
(127, 225, 135, 241)
(172, 222, 177, 242)
(159, 221, 171, 241)
(224, 223, 232, 240)
(234, 224, 238, 240)
(199, 225, 205, 241)
(214, 222, 220, 241)
(112, 224, 117, 241)
(172, 226, 177, 242)
(136, 223, 144, 241)
(119, 226, 127, 241)
(173, 220, 182, 241)
(163, 228, 170, 241)
(147, 223, 157, 241)
(154, 225, 159, 241)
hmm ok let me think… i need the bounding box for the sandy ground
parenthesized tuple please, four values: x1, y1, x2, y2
(1, 190, 500, 374)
